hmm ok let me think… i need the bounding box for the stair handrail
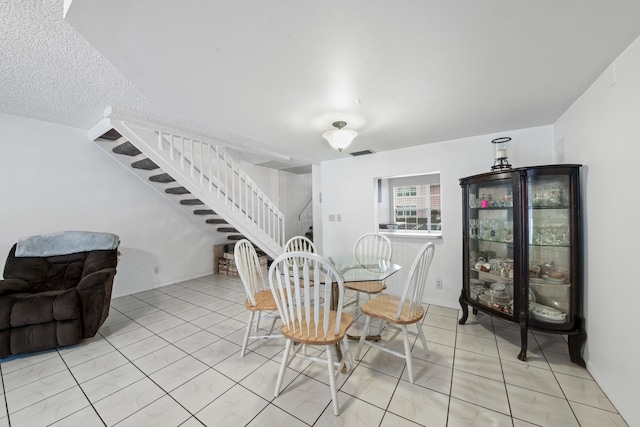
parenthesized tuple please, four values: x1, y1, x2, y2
(298, 198, 312, 221)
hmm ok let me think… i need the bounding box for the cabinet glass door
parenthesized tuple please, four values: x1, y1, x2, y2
(526, 174, 572, 325)
(467, 178, 515, 317)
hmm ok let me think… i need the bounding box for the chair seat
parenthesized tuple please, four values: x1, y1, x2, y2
(245, 289, 278, 311)
(281, 310, 354, 345)
(344, 280, 386, 294)
(360, 294, 425, 325)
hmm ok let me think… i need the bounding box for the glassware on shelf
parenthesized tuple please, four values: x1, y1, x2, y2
(480, 193, 488, 208)
(469, 219, 479, 238)
(532, 224, 570, 246)
(476, 219, 513, 243)
(548, 185, 563, 206)
(501, 221, 513, 242)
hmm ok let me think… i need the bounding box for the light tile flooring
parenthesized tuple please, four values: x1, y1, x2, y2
(0, 274, 628, 427)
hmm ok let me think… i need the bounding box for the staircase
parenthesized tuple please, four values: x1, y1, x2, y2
(89, 117, 285, 259)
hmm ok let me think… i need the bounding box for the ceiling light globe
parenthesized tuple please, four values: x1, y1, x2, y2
(322, 129, 358, 152)
(322, 122, 358, 152)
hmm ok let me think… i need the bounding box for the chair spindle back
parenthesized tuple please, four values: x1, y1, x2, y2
(269, 252, 345, 339)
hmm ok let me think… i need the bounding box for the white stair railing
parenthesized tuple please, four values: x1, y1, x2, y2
(297, 198, 313, 236)
(109, 119, 285, 259)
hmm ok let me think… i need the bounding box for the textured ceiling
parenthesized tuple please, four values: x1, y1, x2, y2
(0, 2, 154, 128)
(2, 1, 640, 170)
(0, 1, 224, 155)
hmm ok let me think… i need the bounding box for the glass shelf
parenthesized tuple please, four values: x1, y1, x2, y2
(470, 268, 513, 283)
(530, 205, 570, 210)
(470, 236, 514, 244)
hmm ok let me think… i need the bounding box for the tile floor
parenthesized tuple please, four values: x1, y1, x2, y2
(0, 274, 628, 427)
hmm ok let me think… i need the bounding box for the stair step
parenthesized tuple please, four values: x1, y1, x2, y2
(194, 209, 216, 215)
(180, 199, 204, 206)
(165, 187, 190, 195)
(132, 158, 159, 170)
(113, 141, 142, 157)
(227, 235, 245, 241)
(205, 218, 227, 224)
(217, 227, 239, 233)
(149, 173, 175, 183)
(98, 129, 122, 141)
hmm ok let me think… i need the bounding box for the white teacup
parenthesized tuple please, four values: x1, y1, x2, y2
(490, 283, 506, 295)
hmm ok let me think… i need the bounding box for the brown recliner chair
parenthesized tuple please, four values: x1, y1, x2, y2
(0, 232, 119, 358)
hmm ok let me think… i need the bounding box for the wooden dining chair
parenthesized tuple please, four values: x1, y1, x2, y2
(268, 251, 354, 416)
(234, 239, 282, 357)
(355, 242, 435, 384)
(284, 235, 316, 254)
(346, 233, 393, 309)
(283, 235, 317, 273)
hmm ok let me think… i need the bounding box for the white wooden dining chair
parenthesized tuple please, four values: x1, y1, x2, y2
(268, 251, 354, 416)
(355, 242, 435, 383)
(283, 235, 317, 271)
(346, 233, 393, 309)
(284, 235, 316, 254)
(234, 239, 282, 357)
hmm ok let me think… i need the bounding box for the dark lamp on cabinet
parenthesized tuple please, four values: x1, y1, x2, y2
(491, 137, 512, 171)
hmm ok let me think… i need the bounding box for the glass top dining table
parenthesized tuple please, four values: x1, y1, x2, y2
(328, 256, 402, 283)
(328, 255, 402, 344)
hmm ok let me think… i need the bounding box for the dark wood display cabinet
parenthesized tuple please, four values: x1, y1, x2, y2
(459, 164, 585, 366)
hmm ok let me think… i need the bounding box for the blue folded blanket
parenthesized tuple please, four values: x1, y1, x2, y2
(16, 231, 120, 257)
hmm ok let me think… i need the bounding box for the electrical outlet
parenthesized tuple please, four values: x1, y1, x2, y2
(436, 279, 442, 289)
(153, 266, 160, 275)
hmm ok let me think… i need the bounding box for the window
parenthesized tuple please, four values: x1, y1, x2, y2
(395, 187, 417, 197)
(395, 204, 417, 219)
(377, 173, 441, 235)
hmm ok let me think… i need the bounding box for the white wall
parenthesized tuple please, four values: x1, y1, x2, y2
(278, 171, 313, 240)
(0, 113, 227, 297)
(554, 36, 640, 427)
(320, 126, 553, 306)
(312, 164, 323, 252)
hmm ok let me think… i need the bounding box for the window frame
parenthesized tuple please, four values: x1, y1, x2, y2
(376, 172, 442, 238)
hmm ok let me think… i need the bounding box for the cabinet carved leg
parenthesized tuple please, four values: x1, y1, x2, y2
(517, 323, 528, 361)
(568, 330, 586, 367)
(458, 290, 468, 325)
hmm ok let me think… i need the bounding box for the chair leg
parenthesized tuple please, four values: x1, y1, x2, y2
(275, 339, 292, 397)
(402, 325, 414, 384)
(416, 322, 430, 356)
(355, 315, 372, 360)
(354, 291, 360, 315)
(342, 335, 354, 371)
(255, 312, 261, 334)
(325, 345, 340, 416)
(367, 298, 385, 336)
(241, 311, 255, 357)
(267, 315, 277, 336)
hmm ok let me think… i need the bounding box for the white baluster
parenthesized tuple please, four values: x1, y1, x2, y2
(180, 136, 185, 169)
(199, 142, 204, 185)
(190, 138, 194, 177)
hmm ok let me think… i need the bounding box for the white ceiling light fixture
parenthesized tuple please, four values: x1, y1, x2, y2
(322, 121, 358, 152)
